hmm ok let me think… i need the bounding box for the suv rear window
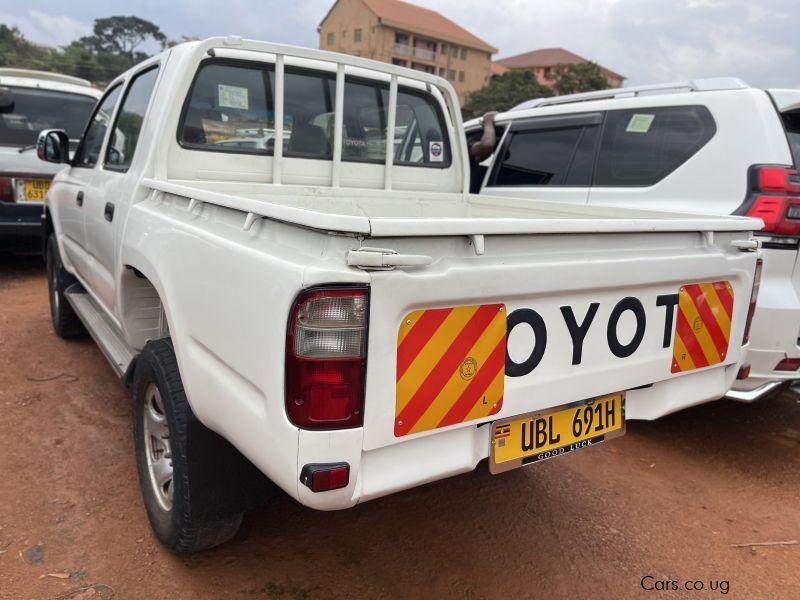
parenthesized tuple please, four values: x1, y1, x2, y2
(179, 60, 450, 167)
(0, 86, 96, 147)
(780, 110, 800, 168)
(594, 106, 716, 186)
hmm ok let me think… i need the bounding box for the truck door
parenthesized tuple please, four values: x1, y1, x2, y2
(58, 84, 123, 285)
(84, 66, 160, 313)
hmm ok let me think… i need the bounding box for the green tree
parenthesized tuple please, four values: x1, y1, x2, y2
(547, 62, 610, 95)
(462, 70, 553, 119)
(80, 16, 166, 60)
(0, 25, 52, 70)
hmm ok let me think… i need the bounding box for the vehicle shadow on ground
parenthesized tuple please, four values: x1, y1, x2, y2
(625, 390, 800, 485)
(0, 251, 44, 279)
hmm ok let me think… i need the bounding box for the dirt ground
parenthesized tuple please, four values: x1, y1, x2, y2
(1, 255, 799, 600)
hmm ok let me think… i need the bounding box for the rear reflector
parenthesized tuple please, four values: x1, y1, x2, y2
(285, 287, 368, 429)
(0, 177, 13, 202)
(299, 463, 350, 492)
(774, 358, 800, 371)
(742, 258, 762, 345)
(736, 364, 751, 380)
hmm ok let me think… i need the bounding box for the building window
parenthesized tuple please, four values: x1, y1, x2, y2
(354, 28, 362, 42)
(448, 69, 456, 80)
(327, 32, 334, 46)
(442, 43, 449, 54)
(460, 48, 467, 60)
(392, 58, 408, 67)
(458, 71, 465, 83)
(450, 45, 458, 58)
(411, 62, 435, 74)
(438, 67, 446, 77)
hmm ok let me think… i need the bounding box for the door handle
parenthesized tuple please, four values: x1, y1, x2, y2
(76, 191, 83, 207)
(104, 202, 115, 222)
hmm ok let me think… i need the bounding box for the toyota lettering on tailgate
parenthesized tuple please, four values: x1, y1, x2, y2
(394, 281, 733, 437)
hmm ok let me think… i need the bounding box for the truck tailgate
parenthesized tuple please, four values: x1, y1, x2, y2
(362, 230, 757, 451)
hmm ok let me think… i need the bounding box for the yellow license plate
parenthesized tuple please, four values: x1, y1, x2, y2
(489, 392, 625, 474)
(22, 179, 50, 201)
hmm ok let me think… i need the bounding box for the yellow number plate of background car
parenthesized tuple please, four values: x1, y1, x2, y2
(490, 393, 625, 474)
(22, 179, 50, 201)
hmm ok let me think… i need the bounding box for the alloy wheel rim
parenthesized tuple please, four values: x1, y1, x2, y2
(142, 383, 173, 511)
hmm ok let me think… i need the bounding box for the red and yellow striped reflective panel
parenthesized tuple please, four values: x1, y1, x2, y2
(672, 281, 734, 373)
(395, 304, 507, 437)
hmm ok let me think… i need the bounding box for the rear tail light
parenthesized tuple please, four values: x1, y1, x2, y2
(736, 363, 751, 380)
(775, 357, 800, 371)
(285, 287, 368, 429)
(742, 166, 800, 236)
(742, 258, 762, 345)
(0, 177, 13, 202)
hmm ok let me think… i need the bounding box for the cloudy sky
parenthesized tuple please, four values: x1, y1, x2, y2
(0, 0, 797, 88)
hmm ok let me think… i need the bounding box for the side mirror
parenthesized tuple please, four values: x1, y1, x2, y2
(0, 87, 13, 113)
(37, 129, 70, 164)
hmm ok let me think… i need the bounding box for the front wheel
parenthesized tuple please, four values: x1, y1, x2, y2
(46, 234, 85, 338)
(132, 339, 244, 553)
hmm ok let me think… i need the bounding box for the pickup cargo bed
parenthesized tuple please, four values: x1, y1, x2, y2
(143, 179, 761, 237)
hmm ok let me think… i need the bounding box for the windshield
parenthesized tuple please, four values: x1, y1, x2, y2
(0, 86, 97, 147)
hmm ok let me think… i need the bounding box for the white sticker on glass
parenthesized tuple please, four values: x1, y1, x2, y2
(218, 84, 249, 110)
(626, 113, 655, 133)
(429, 140, 444, 162)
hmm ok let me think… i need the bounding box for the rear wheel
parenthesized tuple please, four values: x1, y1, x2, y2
(132, 339, 251, 553)
(46, 234, 85, 338)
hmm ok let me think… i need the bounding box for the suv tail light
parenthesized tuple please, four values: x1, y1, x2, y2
(741, 166, 800, 237)
(285, 287, 368, 429)
(742, 258, 762, 345)
(0, 177, 14, 202)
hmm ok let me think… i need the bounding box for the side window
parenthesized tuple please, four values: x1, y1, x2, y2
(594, 106, 716, 186)
(565, 126, 600, 186)
(105, 66, 159, 171)
(492, 127, 584, 186)
(73, 85, 122, 168)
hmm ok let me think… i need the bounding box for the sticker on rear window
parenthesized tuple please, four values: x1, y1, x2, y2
(217, 84, 249, 110)
(429, 141, 444, 162)
(626, 113, 655, 133)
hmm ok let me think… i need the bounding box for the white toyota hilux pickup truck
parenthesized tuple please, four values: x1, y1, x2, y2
(37, 38, 761, 553)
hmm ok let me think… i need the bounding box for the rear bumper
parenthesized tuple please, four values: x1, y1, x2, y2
(292, 365, 737, 510)
(731, 247, 800, 390)
(0, 202, 44, 241)
(725, 380, 784, 402)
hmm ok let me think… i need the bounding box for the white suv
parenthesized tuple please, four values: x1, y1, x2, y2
(465, 78, 800, 401)
(0, 68, 99, 249)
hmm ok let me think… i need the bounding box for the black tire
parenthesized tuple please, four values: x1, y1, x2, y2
(46, 234, 86, 338)
(132, 339, 245, 553)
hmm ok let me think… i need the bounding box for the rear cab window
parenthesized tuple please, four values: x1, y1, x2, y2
(178, 59, 450, 168)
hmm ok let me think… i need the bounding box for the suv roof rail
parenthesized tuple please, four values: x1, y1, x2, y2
(511, 77, 750, 111)
(0, 68, 92, 88)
